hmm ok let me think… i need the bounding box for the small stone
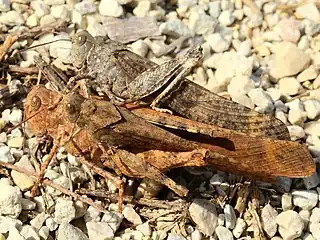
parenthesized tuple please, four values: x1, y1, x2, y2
(227, 75, 254, 96)
(0, 184, 22, 218)
(191, 229, 202, 240)
(188, 12, 216, 35)
(159, 19, 190, 37)
(86, 222, 115, 240)
(269, 42, 310, 79)
(238, 40, 252, 57)
(296, 2, 320, 23)
(305, 121, 320, 136)
(31, 1, 50, 17)
(7, 137, 24, 148)
(276, 210, 304, 240)
(248, 88, 274, 113)
(298, 66, 318, 82)
(299, 209, 310, 229)
(275, 18, 301, 43)
(0, 216, 22, 234)
(303, 172, 320, 190)
(215, 226, 233, 240)
(206, 33, 231, 53)
(84, 205, 101, 222)
(0, 0, 9, 11)
(40, 14, 56, 25)
(136, 222, 151, 236)
(11, 156, 35, 191)
(99, 0, 123, 17)
(30, 212, 48, 230)
(287, 125, 305, 140)
(261, 204, 278, 238)
(54, 198, 76, 224)
(45, 217, 58, 231)
(133, 0, 150, 17)
(123, 206, 142, 225)
(131, 40, 149, 57)
(218, 213, 225, 226)
(189, 199, 218, 236)
(49, 33, 72, 63)
(20, 225, 40, 240)
(278, 77, 302, 96)
(209, 1, 221, 18)
(292, 189, 318, 210)
(314, 75, 320, 89)
(0, 146, 14, 163)
(21, 199, 36, 211)
(310, 208, 320, 223)
(224, 204, 236, 229)
(7, 227, 24, 240)
(51, 5, 69, 19)
(288, 109, 307, 126)
(214, 52, 253, 89)
(57, 222, 89, 240)
(9, 108, 22, 125)
(232, 218, 246, 238)
(26, 14, 39, 27)
(39, 226, 49, 240)
(101, 210, 123, 232)
(310, 223, 320, 240)
(0, 10, 24, 26)
(209, 173, 226, 186)
(218, 10, 234, 26)
(74, 0, 96, 14)
(167, 233, 186, 240)
(304, 100, 320, 119)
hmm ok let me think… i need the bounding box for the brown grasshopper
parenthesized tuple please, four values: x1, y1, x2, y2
(70, 30, 290, 140)
(24, 85, 230, 209)
(25, 85, 315, 187)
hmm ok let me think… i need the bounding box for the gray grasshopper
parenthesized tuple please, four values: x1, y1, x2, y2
(70, 30, 290, 141)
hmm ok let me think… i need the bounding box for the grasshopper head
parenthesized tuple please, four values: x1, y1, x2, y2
(24, 85, 62, 136)
(71, 30, 95, 69)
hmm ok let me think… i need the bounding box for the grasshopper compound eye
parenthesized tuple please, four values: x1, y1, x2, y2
(78, 34, 87, 46)
(31, 96, 41, 111)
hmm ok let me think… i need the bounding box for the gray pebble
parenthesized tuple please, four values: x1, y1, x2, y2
(224, 204, 236, 229)
(57, 222, 89, 240)
(215, 226, 233, 240)
(261, 204, 278, 238)
(189, 199, 218, 236)
(54, 198, 76, 224)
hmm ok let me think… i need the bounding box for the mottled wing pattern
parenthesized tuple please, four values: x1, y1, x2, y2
(162, 80, 291, 140)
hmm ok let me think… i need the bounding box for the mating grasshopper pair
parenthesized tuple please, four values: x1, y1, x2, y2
(19, 30, 316, 211)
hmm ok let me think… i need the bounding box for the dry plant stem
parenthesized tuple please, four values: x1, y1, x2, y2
(8, 65, 38, 75)
(0, 35, 18, 62)
(77, 188, 187, 209)
(0, 161, 106, 212)
(30, 142, 59, 197)
(0, 19, 67, 42)
(76, 154, 125, 212)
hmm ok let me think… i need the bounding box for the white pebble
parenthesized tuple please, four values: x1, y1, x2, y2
(123, 206, 142, 225)
(261, 204, 278, 238)
(304, 100, 320, 120)
(54, 198, 76, 224)
(276, 210, 304, 240)
(292, 189, 318, 210)
(232, 218, 246, 238)
(189, 199, 218, 236)
(99, 0, 123, 17)
(215, 226, 233, 240)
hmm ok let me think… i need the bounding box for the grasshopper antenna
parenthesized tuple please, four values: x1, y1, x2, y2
(16, 39, 71, 54)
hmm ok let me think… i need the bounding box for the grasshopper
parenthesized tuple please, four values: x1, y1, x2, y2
(70, 30, 290, 140)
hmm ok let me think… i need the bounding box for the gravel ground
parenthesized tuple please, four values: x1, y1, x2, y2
(1, 0, 320, 239)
